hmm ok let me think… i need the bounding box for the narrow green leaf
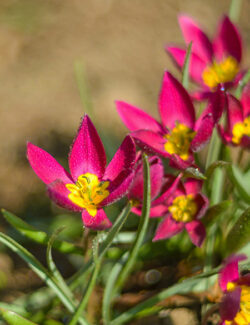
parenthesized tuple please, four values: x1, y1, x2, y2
(110, 267, 220, 325)
(235, 70, 250, 99)
(205, 161, 230, 179)
(46, 227, 74, 300)
(69, 202, 132, 290)
(182, 42, 192, 89)
(229, 0, 242, 22)
(227, 207, 250, 253)
(203, 200, 232, 226)
(0, 232, 88, 325)
(0, 309, 38, 325)
(227, 165, 250, 204)
(114, 154, 151, 293)
(183, 167, 206, 180)
(1, 209, 82, 255)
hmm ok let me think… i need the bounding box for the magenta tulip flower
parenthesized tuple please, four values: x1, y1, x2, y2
(167, 15, 244, 99)
(127, 153, 168, 217)
(219, 254, 250, 325)
(27, 115, 136, 230)
(219, 85, 250, 148)
(153, 177, 208, 247)
(116, 71, 224, 169)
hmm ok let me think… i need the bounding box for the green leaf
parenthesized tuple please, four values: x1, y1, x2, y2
(69, 202, 132, 290)
(1, 209, 83, 255)
(205, 160, 230, 179)
(183, 167, 206, 180)
(182, 42, 192, 89)
(229, 0, 243, 23)
(0, 232, 88, 325)
(226, 207, 250, 253)
(203, 201, 232, 226)
(0, 308, 38, 325)
(114, 153, 151, 293)
(227, 165, 250, 204)
(74, 61, 92, 113)
(234, 70, 250, 98)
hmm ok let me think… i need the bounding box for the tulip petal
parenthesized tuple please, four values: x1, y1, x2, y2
(116, 101, 164, 133)
(241, 82, 250, 117)
(153, 174, 182, 205)
(159, 71, 195, 130)
(82, 208, 112, 230)
(184, 178, 202, 195)
(166, 46, 207, 84)
(191, 112, 214, 152)
(132, 204, 168, 218)
(220, 287, 241, 321)
(69, 115, 106, 181)
(153, 215, 184, 241)
(213, 16, 242, 62)
(178, 15, 213, 62)
(131, 130, 167, 156)
(219, 254, 247, 291)
(27, 142, 73, 185)
(128, 156, 164, 201)
(104, 135, 136, 183)
(47, 180, 82, 212)
(185, 220, 206, 247)
(226, 95, 244, 133)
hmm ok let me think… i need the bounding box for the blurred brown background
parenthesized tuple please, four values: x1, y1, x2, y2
(0, 0, 250, 214)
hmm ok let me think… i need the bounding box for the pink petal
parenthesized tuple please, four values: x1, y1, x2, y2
(27, 142, 73, 185)
(153, 174, 182, 205)
(166, 46, 207, 85)
(153, 215, 184, 241)
(194, 194, 209, 220)
(116, 101, 165, 133)
(82, 209, 112, 230)
(178, 15, 213, 62)
(241, 135, 250, 149)
(219, 254, 247, 291)
(213, 16, 242, 62)
(128, 156, 164, 201)
(69, 115, 106, 181)
(104, 135, 136, 182)
(226, 94, 244, 133)
(241, 82, 250, 117)
(220, 287, 241, 321)
(47, 180, 82, 212)
(159, 71, 195, 130)
(101, 170, 135, 206)
(132, 204, 168, 218)
(131, 130, 167, 157)
(191, 111, 214, 152)
(184, 178, 202, 195)
(185, 220, 206, 247)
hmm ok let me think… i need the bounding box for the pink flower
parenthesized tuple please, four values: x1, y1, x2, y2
(167, 15, 243, 99)
(219, 85, 250, 148)
(153, 177, 208, 247)
(219, 254, 250, 325)
(27, 115, 136, 230)
(116, 71, 224, 169)
(127, 153, 168, 218)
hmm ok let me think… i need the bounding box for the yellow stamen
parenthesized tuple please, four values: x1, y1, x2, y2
(232, 116, 250, 144)
(66, 173, 109, 217)
(202, 56, 239, 89)
(168, 194, 198, 223)
(225, 283, 250, 325)
(164, 123, 196, 161)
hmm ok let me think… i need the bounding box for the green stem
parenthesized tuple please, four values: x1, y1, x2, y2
(69, 238, 101, 325)
(114, 154, 151, 293)
(229, 0, 243, 22)
(182, 42, 192, 89)
(74, 61, 92, 113)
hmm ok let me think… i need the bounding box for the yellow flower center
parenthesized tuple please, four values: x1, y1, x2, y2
(225, 282, 250, 325)
(66, 173, 110, 217)
(164, 123, 196, 161)
(168, 194, 198, 223)
(232, 116, 250, 144)
(202, 56, 239, 89)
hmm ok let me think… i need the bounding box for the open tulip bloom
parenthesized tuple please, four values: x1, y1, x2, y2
(153, 177, 208, 247)
(219, 254, 250, 325)
(27, 115, 136, 230)
(167, 15, 244, 99)
(219, 85, 250, 148)
(117, 71, 223, 169)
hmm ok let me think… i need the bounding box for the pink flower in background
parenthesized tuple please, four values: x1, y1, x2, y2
(219, 85, 250, 148)
(153, 178, 208, 247)
(117, 71, 224, 169)
(167, 15, 244, 99)
(27, 115, 136, 230)
(219, 254, 250, 325)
